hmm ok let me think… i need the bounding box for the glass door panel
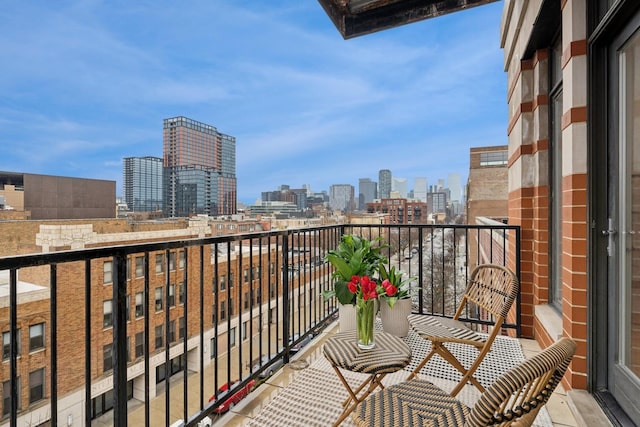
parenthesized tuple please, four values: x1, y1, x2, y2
(621, 27, 640, 379)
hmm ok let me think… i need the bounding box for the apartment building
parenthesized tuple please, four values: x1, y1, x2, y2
(163, 116, 237, 217)
(0, 218, 320, 424)
(366, 198, 427, 224)
(465, 146, 508, 224)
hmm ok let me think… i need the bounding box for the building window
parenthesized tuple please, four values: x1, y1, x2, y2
(168, 284, 175, 307)
(229, 273, 234, 288)
(2, 330, 19, 361)
(178, 317, 185, 340)
(212, 304, 217, 324)
(220, 304, 226, 321)
(169, 252, 176, 271)
(29, 369, 45, 404)
(479, 151, 508, 166)
(178, 282, 185, 305)
(29, 323, 44, 352)
(169, 320, 176, 344)
(126, 294, 131, 322)
(135, 292, 144, 318)
(219, 275, 226, 291)
(229, 327, 236, 347)
(210, 337, 216, 359)
(156, 253, 164, 274)
(135, 332, 144, 358)
(549, 34, 564, 309)
(103, 300, 113, 328)
(3, 378, 20, 416)
(103, 344, 113, 372)
(155, 325, 163, 350)
(104, 261, 113, 284)
(155, 287, 163, 312)
(178, 251, 185, 269)
(243, 269, 249, 283)
(229, 298, 234, 316)
(244, 292, 249, 310)
(135, 256, 144, 278)
(242, 321, 248, 341)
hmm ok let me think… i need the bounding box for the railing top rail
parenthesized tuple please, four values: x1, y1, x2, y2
(0, 224, 347, 270)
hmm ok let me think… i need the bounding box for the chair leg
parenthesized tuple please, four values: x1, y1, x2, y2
(406, 345, 437, 381)
(437, 344, 486, 396)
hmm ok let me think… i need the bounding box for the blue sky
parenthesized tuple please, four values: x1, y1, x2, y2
(0, 1, 507, 205)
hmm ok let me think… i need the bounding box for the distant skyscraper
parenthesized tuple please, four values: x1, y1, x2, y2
(448, 173, 462, 202)
(392, 177, 408, 198)
(414, 177, 427, 202)
(163, 116, 236, 217)
(378, 169, 392, 199)
(329, 184, 355, 212)
(123, 156, 164, 212)
(358, 178, 377, 210)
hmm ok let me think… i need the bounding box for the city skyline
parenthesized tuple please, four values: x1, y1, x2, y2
(0, 1, 506, 205)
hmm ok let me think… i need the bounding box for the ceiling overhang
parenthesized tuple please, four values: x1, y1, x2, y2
(317, 0, 500, 39)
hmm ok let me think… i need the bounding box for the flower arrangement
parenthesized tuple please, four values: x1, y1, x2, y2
(378, 264, 414, 308)
(323, 234, 387, 305)
(346, 275, 380, 349)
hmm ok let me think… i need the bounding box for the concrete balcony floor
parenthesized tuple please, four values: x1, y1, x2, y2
(212, 323, 583, 427)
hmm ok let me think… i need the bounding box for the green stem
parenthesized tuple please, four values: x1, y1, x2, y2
(356, 297, 375, 348)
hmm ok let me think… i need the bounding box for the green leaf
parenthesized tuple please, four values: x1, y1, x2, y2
(335, 281, 356, 305)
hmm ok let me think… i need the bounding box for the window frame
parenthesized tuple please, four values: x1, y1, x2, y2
(29, 323, 45, 352)
(29, 368, 45, 404)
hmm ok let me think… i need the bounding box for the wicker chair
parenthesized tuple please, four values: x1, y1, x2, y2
(352, 337, 577, 427)
(407, 264, 519, 396)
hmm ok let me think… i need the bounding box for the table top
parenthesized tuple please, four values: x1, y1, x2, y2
(323, 330, 412, 375)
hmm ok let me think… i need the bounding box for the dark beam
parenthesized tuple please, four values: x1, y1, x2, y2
(318, 0, 499, 39)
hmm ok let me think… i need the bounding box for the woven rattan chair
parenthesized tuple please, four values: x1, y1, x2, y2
(352, 337, 576, 427)
(407, 264, 519, 396)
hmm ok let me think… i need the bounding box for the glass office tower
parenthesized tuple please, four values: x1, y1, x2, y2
(123, 156, 164, 212)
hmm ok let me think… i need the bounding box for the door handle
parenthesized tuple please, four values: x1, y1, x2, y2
(603, 218, 616, 257)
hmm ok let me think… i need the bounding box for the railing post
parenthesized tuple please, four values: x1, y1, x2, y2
(9, 269, 18, 427)
(282, 234, 290, 363)
(113, 252, 128, 427)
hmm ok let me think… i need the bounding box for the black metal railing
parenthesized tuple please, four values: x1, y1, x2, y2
(0, 222, 519, 427)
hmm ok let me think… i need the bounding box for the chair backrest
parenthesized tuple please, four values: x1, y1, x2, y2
(455, 264, 519, 321)
(464, 337, 577, 427)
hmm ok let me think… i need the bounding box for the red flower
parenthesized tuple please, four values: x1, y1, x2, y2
(347, 275, 383, 300)
(348, 280, 358, 293)
(385, 284, 398, 297)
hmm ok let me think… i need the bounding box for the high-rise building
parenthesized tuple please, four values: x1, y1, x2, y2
(448, 173, 462, 203)
(414, 177, 427, 202)
(123, 156, 164, 212)
(163, 116, 236, 217)
(427, 192, 447, 214)
(378, 169, 392, 199)
(329, 184, 355, 212)
(358, 178, 377, 210)
(392, 177, 408, 198)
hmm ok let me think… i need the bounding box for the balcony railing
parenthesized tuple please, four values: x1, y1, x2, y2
(0, 222, 519, 427)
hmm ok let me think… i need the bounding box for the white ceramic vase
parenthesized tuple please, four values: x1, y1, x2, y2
(338, 303, 357, 332)
(379, 298, 412, 337)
